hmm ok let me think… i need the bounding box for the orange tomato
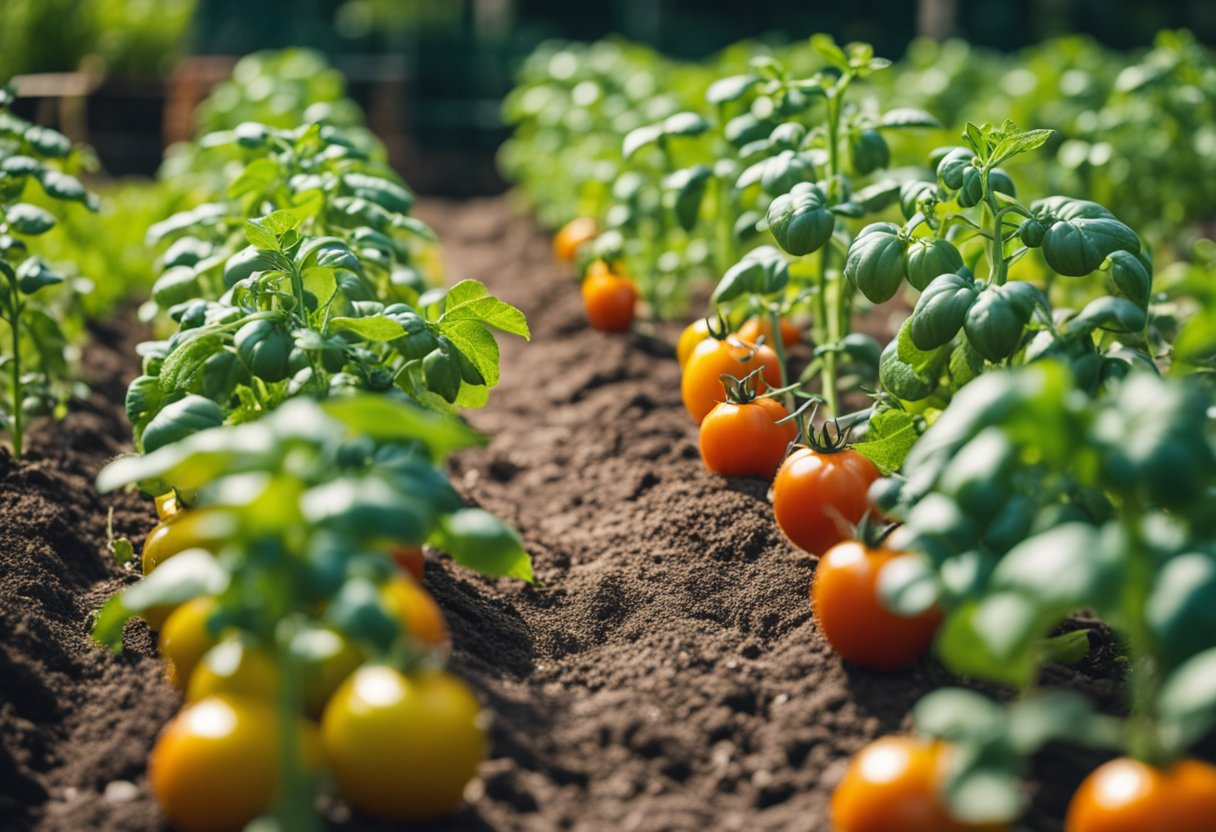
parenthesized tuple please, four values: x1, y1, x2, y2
(736, 316, 802, 349)
(772, 447, 879, 555)
(382, 574, 449, 646)
(554, 217, 597, 262)
(149, 696, 320, 832)
(322, 665, 487, 821)
(1065, 757, 1216, 832)
(390, 545, 426, 582)
(582, 270, 638, 332)
(681, 337, 783, 423)
(811, 542, 941, 670)
(832, 736, 1008, 832)
(186, 638, 279, 703)
(677, 319, 713, 368)
(700, 396, 796, 478)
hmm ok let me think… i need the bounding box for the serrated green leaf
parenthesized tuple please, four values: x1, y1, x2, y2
(439, 319, 500, 387)
(850, 408, 920, 472)
(330, 315, 407, 342)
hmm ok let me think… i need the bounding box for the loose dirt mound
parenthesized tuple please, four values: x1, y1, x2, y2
(1, 198, 1194, 832)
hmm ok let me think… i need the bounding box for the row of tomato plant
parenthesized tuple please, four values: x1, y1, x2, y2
(524, 33, 1216, 832)
(4, 55, 536, 830)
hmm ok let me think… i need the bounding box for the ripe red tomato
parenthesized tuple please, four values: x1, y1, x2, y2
(322, 665, 487, 821)
(149, 696, 320, 832)
(582, 271, 637, 332)
(772, 447, 879, 555)
(736, 316, 802, 349)
(832, 736, 1009, 832)
(1065, 757, 1216, 832)
(682, 337, 782, 423)
(700, 396, 796, 478)
(554, 217, 597, 262)
(811, 542, 941, 670)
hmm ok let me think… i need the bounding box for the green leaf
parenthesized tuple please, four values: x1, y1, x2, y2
(92, 550, 228, 650)
(1042, 217, 1140, 277)
(1158, 647, 1216, 756)
(227, 157, 279, 199)
(6, 203, 55, 235)
(36, 169, 90, 205)
(15, 256, 63, 294)
(810, 34, 849, 70)
(622, 124, 663, 160)
(159, 334, 224, 393)
(914, 688, 1007, 741)
(439, 319, 500, 387)
(877, 552, 941, 616)
(880, 319, 949, 401)
(431, 508, 533, 582)
(937, 593, 1041, 687)
(1147, 553, 1216, 670)
(321, 395, 483, 458)
(766, 182, 834, 256)
(706, 74, 759, 105)
(440, 280, 530, 338)
(140, 395, 225, 453)
(991, 128, 1054, 166)
(330, 314, 406, 342)
(1104, 250, 1152, 308)
(1066, 297, 1147, 335)
(850, 409, 920, 473)
(991, 524, 1114, 607)
(663, 164, 713, 231)
(712, 246, 789, 303)
(880, 108, 941, 129)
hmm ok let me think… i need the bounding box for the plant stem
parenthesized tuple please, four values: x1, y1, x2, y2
(985, 184, 1009, 286)
(8, 290, 22, 459)
(766, 305, 791, 411)
(819, 78, 850, 418)
(273, 618, 321, 832)
(1120, 506, 1164, 765)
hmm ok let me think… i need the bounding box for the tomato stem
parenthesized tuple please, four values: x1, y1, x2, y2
(7, 285, 23, 460)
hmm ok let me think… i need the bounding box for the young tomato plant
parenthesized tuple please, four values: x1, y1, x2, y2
(0, 82, 99, 458)
(94, 395, 532, 830)
(866, 362, 1216, 826)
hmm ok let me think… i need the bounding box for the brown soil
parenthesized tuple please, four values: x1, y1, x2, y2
(1, 197, 1205, 832)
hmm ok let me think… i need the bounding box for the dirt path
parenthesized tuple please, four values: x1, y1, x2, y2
(1, 197, 1148, 832)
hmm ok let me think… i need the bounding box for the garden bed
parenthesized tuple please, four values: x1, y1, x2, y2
(0, 196, 1165, 832)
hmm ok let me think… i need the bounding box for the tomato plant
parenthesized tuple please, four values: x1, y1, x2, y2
(0, 82, 98, 458)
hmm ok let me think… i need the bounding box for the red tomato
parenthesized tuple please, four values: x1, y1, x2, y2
(1065, 757, 1216, 832)
(554, 217, 597, 262)
(735, 316, 802, 349)
(700, 396, 796, 478)
(681, 337, 783, 423)
(390, 545, 425, 581)
(811, 542, 941, 670)
(772, 447, 879, 555)
(582, 271, 637, 332)
(832, 736, 1009, 832)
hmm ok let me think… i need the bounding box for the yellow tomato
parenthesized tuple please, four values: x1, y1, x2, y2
(154, 491, 182, 521)
(322, 665, 487, 821)
(676, 319, 712, 368)
(187, 638, 278, 703)
(294, 627, 366, 719)
(149, 696, 320, 832)
(141, 509, 228, 575)
(159, 597, 221, 690)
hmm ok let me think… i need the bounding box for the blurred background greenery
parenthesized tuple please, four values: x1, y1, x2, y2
(2, 0, 1212, 193)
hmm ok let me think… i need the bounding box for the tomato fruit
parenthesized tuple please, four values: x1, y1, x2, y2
(390, 544, 425, 582)
(832, 736, 1008, 832)
(1065, 757, 1216, 832)
(682, 337, 782, 423)
(700, 396, 796, 478)
(382, 574, 449, 646)
(553, 216, 597, 262)
(294, 627, 366, 719)
(322, 665, 487, 821)
(772, 447, 880, 555)
(187, 638, 278, 703)
(582, 270, 637, 332)
(811, 542, 941, 670)
(159, 597, 221, 690)
(677, 319, 712, 368)
(141, 509, 228, 575)
(736, 316, 802, 349)
(149, 696, 320, 832)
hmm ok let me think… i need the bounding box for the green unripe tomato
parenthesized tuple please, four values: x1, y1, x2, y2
(234, 320, 293, 383)
(850, 129, 889, 175)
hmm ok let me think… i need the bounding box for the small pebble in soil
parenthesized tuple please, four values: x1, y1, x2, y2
(103, 780, 139, 803)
